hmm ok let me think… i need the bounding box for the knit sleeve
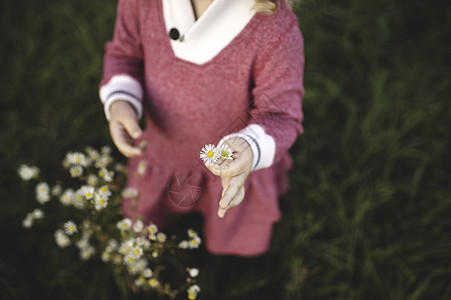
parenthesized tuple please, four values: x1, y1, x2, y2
(248, 18, 305, 169)
(99, 0, 144, 120)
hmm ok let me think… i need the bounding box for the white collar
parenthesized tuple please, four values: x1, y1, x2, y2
(162, 0, 256, 65)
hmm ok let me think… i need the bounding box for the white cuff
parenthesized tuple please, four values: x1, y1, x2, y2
(99, 75, 143, 121)
(218, 124, 276, 171)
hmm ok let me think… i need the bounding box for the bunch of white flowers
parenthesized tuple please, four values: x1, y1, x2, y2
(199, 143, 233, 164)
(20, 145, 201, 299)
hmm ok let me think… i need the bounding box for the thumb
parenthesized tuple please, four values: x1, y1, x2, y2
(122, 118, 142, 139)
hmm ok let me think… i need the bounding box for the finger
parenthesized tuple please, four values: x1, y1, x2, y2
(121, 117, 142, 139)
(207, 158, 248, 177)
(220, 177, 230, 198)
(219, 173, 247, 209)
(218, 186, 245, 218)
(110, 122, 144, 157)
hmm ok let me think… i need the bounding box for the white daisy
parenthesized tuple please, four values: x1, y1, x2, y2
(98, 185, 111, 198)
(188, 268, 199, 278)
(66, 152, 89, 167)
(36, 182, 50, 204)
(117, 218, 132, 232)
(188, 237, 202, 249)
(133, 220, 144, 233)
(87, 174, 99, 186)
(101, 251, 111, 262)
(200, 144, 220, 164)
(98, 167, 114, 182)
(76, 235, 90, 249)
(142, 268, 153, 278)
(134, 277, 145, 287)
(187, 228, 198, 238)
(85, 147, 100, 161)
(156, 232, 167, 243)
(217, 144, 234, 160)
(22, 213, 34, 228)
(101, 145, 112, 155)
(187, 285, 201, 299)
(64, 221, 78, 235)
(106, 239, 119, 252)
(81, 186, 95, 200)
(178, 240, 189, 249)
(122, 187, 139, 198)
(147, 224, 158, 235)
(70, 165, 83, 178)
(51, 184, 62, 196)
(130, 246, 143, 259)
(18, 164, 39, 181)
(32, 208, 44, 219)
(54, 230, 71, 248)
(137, 161, 147, 176)
(80, 246, 95, 261)
(94, 193, 109, 210)
(72, 190, 85, 209)
(128, 258, 148, 275)
(60, 189, 74, 206)
(148, 278, 159, 288)
(124, 254, 137, 267)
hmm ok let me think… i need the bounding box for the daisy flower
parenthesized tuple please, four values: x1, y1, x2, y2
(133, 220, 144, 233)
(64, 221, 78, 235)
(217, 144, 234, 160)
(51, 184, 62, 196)
(200, 144, 220, 164)
(32, 208, 44, 219)
(188, 237, 202, 249)
(187, 285, 201, 300)
(98, 185, 111, 198)
(98, 167, 114, 182)
(137, 161, 147, 176)
(36, 182, 50, 204)
(18, 164, 39, 181)
(94, 193, 109, 210)
(54, 230, 71, 248)
(142, 268, 153, 278)
(156, 232, 167, 243)
(188, 268, 199, 278)
(135, 277, 145, 287)
(87, 174, 99, 186)
(66, 152, 89, 167)
(178, 240, 189, 249)
(60, 189, 74, 206)
(129, 258, 148, 275)
(124, 254, 137, 267)
(130, 246, 143, 259)
(117, 218, 132, 232)
(122, 187, 139, 198)
(80, 245, 95, 261)
(22, 213, 34, 228)
(70, 165, 83, 178)
(101, 251, 111, 262)
(148, 278, 160, 288)
(81, 186, 95, 200)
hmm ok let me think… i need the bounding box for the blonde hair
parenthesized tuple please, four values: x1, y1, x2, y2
(253, 0, 278, 15)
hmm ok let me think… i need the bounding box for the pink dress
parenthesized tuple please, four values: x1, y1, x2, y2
(100, 0, 304, 256)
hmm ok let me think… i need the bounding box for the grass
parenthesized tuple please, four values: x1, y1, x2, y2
(1, 0, 450, 299)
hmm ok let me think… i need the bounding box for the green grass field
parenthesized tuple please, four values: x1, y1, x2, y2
(1, 0, 450, 299)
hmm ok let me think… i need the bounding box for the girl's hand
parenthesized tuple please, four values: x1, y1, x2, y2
(206, 137, 253, 218)
(109, 100, 147, 157)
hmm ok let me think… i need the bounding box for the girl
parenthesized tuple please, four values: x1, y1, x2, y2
(99, 0, 304, 256)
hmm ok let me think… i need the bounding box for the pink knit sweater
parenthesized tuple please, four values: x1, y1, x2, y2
(101, 0, 304, 256)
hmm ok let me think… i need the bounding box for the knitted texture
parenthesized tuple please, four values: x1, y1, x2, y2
(101, 0, 304, 255)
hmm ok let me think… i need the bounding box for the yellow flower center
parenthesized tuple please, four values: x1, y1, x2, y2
(221, 151, 229, 158)
(206, 151, 214, 158)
